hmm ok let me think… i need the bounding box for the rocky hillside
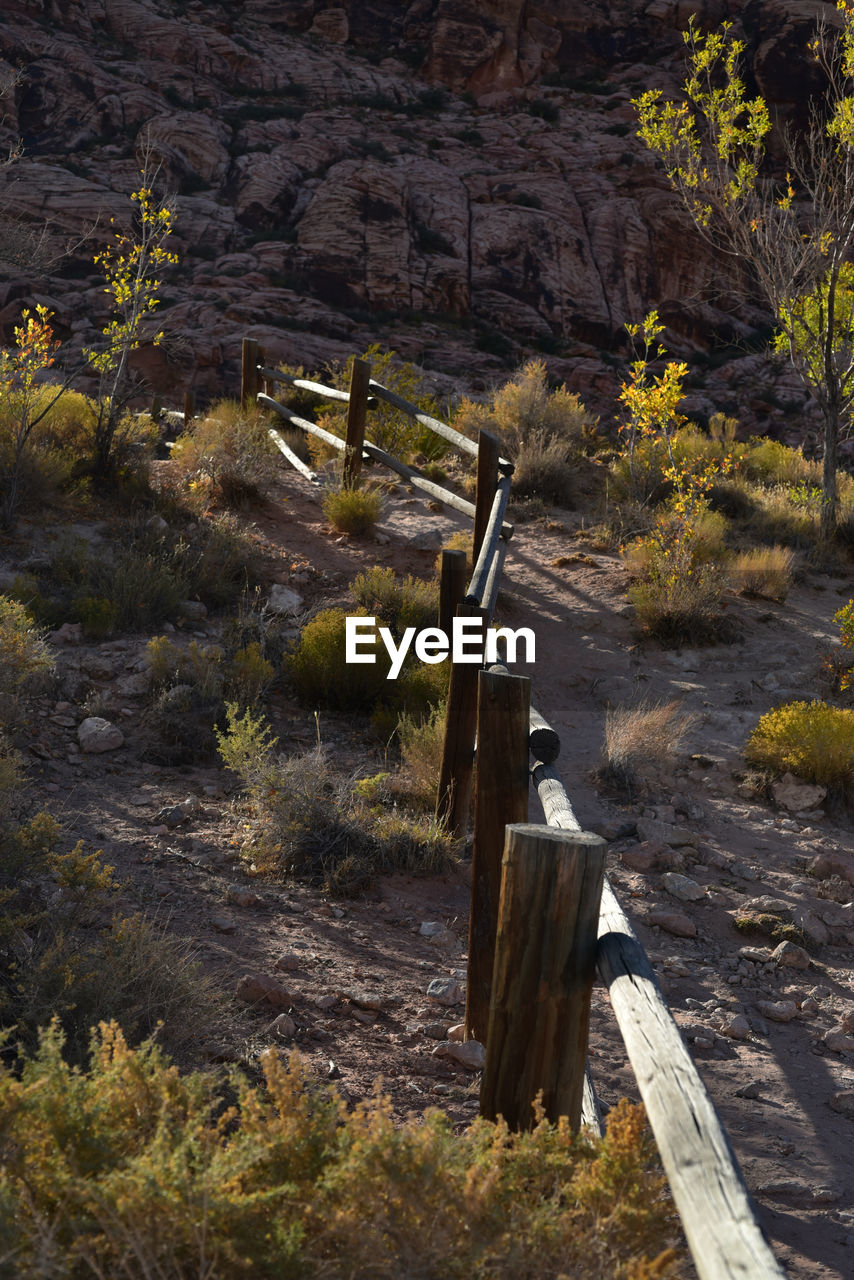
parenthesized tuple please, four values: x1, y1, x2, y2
(0, 0, 834, 437)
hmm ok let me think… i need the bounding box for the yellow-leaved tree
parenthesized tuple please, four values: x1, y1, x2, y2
(635, 2, 854, 537)
(85, 160, 178, 482)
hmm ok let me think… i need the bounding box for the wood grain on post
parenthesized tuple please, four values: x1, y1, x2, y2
(343, 357, 371, 490)
(183, 390, 195, 424)
(439, 548, 467, 635)
(597, 877, 786, 1280)
(466, 668, 530, 1044)
(435, 603, 485, 838)
(480, 823, 605, 1131)
(473, 430, 500, 565)
(488, 666, 560, 764)
(241, 337, 260, 408)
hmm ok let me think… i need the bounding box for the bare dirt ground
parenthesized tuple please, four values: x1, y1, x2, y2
(12, 467, 854, 1279)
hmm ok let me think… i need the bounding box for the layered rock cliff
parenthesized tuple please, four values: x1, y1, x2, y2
(0, 0, 836, 437)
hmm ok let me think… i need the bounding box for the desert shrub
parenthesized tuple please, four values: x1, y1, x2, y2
(141, 682, 225, 763)
(740, 437, 820, 487)
(171, 398, 278, 506)
(630, 559, 727, 646)
(217, 707, 455, 893)
(323, 482, 384, 534)
(351, 566, 438, 633)
(610, 421, 733, 506)
(512, 430, 578, 505)
(397, 703, 446, 807)
(600, 698, 696, 795)
(290, 607, 391, 710)
(455, 362, 595, 509)
(0, 830, 220, 1063)
(0, 1026, 680, 1280)
(316, 347, 444, 462)
(744, 700, 854, 799)
(0, 596, 53, 720)
(623, 505, 728, 577)
(730, 544, 795, 601)
(10, 513, 257, 636)
(289, 605, 448, 721)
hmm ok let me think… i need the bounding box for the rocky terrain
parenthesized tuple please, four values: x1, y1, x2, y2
(3, 461, 854, 1279)
(0, 0, 838, 446)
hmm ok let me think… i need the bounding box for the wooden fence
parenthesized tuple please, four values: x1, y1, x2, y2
(182, 340, 787, 1280)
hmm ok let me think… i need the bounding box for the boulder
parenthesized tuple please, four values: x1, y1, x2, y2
(77, 717, 124, 753)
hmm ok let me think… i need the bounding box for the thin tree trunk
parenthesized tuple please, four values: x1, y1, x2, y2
(821, 401, 840, 539)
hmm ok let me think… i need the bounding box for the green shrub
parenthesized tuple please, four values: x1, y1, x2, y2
(290, 608, 389, 710)
(323, 483, 384, 535)
(744, 700, 854, 798)
(351, 566, 438, 633)
(398, 703, 446, 808)
(0, 1026, 680, 1280)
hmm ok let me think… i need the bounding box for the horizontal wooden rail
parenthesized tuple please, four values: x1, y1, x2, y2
(488, 667, 560, 763)
(268, 428, 320, 484)
(258, 394, 352, 454)
(258, 366, 378, 409)
(368, 379, 513, 471)
(533, 765, 786, 1280)
(465, 473, 513, 606)
(482, 536, 508, 623)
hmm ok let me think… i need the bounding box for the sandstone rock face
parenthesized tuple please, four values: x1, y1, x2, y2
(0, 0, 826, 439)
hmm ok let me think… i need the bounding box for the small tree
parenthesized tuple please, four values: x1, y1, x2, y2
(0, 306, 65, 530)
(85, 164, 177, 482)
(635, 2, 854, 537)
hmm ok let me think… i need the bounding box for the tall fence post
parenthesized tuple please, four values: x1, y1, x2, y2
(183, 389, 195, 423)
(466, 668, 530, 1045)
(439, 548, 467, 635)
(241, 337, 259, 409)
(435, 602, 485, 839)
(480, 823, 606, 1130)
(343, 357, 371, 489)
(473, 429, 500, 564)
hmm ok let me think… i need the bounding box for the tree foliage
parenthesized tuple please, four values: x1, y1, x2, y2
(635, 2, 854, 536)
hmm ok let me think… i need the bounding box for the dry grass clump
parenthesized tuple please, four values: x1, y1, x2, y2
(0, 1028, 681, 1280)
(351, 565, 438, 632)
(744, 700, 854, 803)
(322, 482, 384, 535)
(600, 698, 696, 795)
(170, 398, 278, 506)
(455, 360, 598, 509)
(730, 544, 795, 601)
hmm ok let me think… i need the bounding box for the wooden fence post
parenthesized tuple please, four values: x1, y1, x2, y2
(241, 337, 259, 408)
(473, 429, 500, 565)
(435, 602, 485, 838)
(480, 823, 606, 1130)
(343, 357, 371, 489)
(150, 394, 163, 421)
(466, 669, 530, 1045)
(183, 390, 195, 423)
(439, 548, 467, 635)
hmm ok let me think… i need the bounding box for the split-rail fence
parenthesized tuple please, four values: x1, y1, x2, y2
(172, 344, 789, 1280)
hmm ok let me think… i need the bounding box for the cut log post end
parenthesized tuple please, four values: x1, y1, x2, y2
(480, 823, 605, 1132)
